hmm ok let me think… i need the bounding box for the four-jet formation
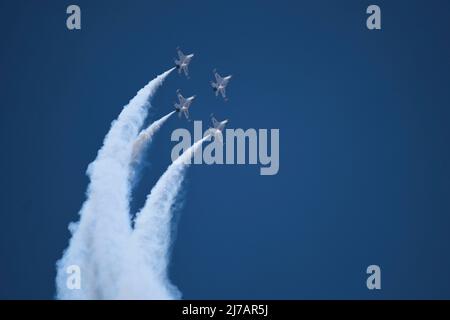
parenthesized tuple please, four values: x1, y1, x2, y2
(174, 47, 232, 126)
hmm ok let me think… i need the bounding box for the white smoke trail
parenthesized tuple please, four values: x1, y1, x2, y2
(129, 111, 176, 186)
(56, 68, 174, 300)
(131, 111, 176, 162)
(131, 136, 210, 299)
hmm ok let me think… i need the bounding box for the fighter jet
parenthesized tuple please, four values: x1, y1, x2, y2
(207, 115, 228, 143)
(174, 47, 194, 78)
(174, 89, 196, 120)
(211, 69, 232, 101)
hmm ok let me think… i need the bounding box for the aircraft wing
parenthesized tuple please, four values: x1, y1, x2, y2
(177, 93, 186, 104)
(177, 49, 185, 59)
(214, 72, 222, 83)
(183, 65, 189, 77)
(220, 87, 227, 99)
(212, 117, 219, 128)
(218, 122, 226, 131)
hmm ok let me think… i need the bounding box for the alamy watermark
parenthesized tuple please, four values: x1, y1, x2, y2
(66, 5, 81, 30)
(366, 264, 381, 290)
(366, 5, 381, 30)
(66, 264, 81, 290)
(171, 121, 280, 176)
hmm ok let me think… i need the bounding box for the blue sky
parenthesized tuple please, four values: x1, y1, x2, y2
(1, 0, 450, 299)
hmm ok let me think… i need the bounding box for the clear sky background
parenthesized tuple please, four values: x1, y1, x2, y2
(1, 0, 450, 299)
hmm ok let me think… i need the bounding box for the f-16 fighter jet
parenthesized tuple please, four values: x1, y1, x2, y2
(174, 89, 196, 120)
(211, 69, 232, 101)
(174, 47, 194, 78)
(207, 115, 228, 143)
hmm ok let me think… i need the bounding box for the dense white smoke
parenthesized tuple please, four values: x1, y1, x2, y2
(132, 137, 209, 299)
(56, 68, 175, 299)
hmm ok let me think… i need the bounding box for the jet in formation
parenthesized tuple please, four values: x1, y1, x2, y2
(211, 69, 232, 101)
(174, 89, 196, 120)
(208, 115, 228, 143)
(174, 47, 194, 78)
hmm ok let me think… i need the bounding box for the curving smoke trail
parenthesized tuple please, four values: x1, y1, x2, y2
(131, 111, 176, 162)
(56, 68, 175, 300)
(129, 111, 176, 187)
(131, 136, 210, 299)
